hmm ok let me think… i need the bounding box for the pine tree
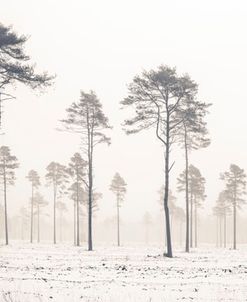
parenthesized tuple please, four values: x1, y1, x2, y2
(33, 192, 48, 243)
(177, 165, 205, 248)
(220, 164, 246, 249)
(0, 146, 19, 245)
(110, 173, 127, 246)
(68, 183, 86, 246)
(213, 191, 231, 248)
(177, 100, 210, 252)
(68, 153, 87, 246)
(26, 170, 40, 243)
(121, 65, 198, 257)
(45, 162, 69, 244)
(61, 90, 111, 251)
(0, 23, 54, 126)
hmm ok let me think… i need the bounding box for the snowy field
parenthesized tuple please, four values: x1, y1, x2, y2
(0, 243, 247, 302)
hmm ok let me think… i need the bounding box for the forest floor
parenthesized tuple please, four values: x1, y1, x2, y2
(0, 243, 247, 301)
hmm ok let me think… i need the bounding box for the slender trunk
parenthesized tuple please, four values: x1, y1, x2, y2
(184, 129, 190, 253)
(233, 204, 236, 249)
(216, 216, 218, 248)
(74, 200, 76, 246)
(190, 191, 193, 248)
(194, 201, 198, 248)
(3, 167, 8, 245)
(224, 210, 226, 248)
(60, 210, 62, 242)
(37, 204, 40, 243)
(76, 170, 80, 246)
(87, 120, 93, 251)
(117, 194, 120, 246)
(233, 182, 237, 250)
(180, 221, 183, 247)
(219, 216, 222, 247)
(164, 116, 172, 258)
(53, 184, 57, 244)
(30, 184, 34, 243)
(88, 155, 93, 251)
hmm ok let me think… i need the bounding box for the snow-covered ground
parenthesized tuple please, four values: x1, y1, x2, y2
(0, 243, 247, 301)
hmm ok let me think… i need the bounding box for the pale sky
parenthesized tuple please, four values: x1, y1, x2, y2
(1, 0, 247, 223)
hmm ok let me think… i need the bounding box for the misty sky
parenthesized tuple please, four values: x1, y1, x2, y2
(1, 0, 247, 223)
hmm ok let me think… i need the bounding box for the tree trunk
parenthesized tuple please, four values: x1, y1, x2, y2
(3, 167, 8, 245)
(60, 210, 62, 242)
(53, 184, 57, 244)
(74, 200, 76, 246)
(190, 191, 193, 248)
(37, 204, 40, 243)
(219, 216, 222, 248)
(117, 194, 120, 246)
(216, 216, 218, 248)
(88, 157, 93, 251)
(87, 126, 93, 251)
(30, 184, 34, 243)
(184, 128, 190, 253)
(194, 202, 198, 248)
(163, 118, 172, 258)
(233, 204, 236, 249)
(76, 170, 80, 246)
(224, 210, 226, 248)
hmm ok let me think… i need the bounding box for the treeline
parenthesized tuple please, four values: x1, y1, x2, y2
(0, 22, 246, 258)
(0, 147, 127, 249)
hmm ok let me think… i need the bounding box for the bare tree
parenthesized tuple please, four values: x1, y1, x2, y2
(45, 162, 69, 244)
(121, 65, 198, 257)
(110, 173, 127, 246)
(220, 164, 246, 250)
(0, 146, 19, 244)
(61, 90, 111, 251)
(68, 153, 87, 246)
(26, 170, 40, 243)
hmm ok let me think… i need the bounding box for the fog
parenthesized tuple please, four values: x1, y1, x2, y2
(1, 0, 247, 246)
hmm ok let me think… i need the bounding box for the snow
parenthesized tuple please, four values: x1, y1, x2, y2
(0, 243, 247, 301)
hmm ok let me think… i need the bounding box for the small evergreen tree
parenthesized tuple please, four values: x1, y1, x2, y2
(68, 153, 87, 246)
(0, 146, 19, 245)
(220, 164, 246, 249)
(45, 162, 69, 244)
(26, 170, 40, 243)
(33, 192, 48, 243)
(110, 173, 127, 246)
(177, 165, 205, 248)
